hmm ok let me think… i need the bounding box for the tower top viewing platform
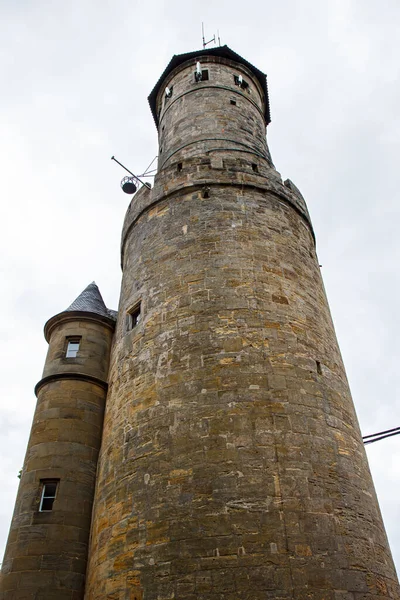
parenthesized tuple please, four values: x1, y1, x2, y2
(148, 45, 271, 127)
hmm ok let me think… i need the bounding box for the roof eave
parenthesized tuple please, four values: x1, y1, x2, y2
(148, 45, 271, 129)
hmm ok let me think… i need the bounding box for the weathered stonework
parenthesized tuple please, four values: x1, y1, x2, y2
(0, 298, 115, 599)
(1, 46, 399, 600)
(84, 49, 400, 599)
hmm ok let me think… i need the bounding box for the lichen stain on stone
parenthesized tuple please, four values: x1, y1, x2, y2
(295, 544, 313, 556)
(168, 468, 193, 485)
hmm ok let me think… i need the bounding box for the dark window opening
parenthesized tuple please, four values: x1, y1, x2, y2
(177, 163, 183, 172)
(230, 99, 237, 105)
(316, 361, 322, 375)
(194, 69, 209, 82)
(66, 337, 81, 358)
(127, 303, 141, 331)
(39, 480, 59, 512)
(164, 85, 173, 102)
(234, 74, 249, 90)
(252, 163, 258, 172)
(202, 188, 210, 199)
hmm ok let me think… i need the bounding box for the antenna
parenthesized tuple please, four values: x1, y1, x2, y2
(217, 30, 221, 46)
(202, 22, 215, 49)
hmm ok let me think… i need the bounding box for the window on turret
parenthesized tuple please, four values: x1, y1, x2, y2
(234, 74, 249, 90)
(66, 337, 81, 358)
(39, 480, 59, 511)
(164, 86, 173, 103)
(194, 69, 209, 82)
(127, 302, 141, 331)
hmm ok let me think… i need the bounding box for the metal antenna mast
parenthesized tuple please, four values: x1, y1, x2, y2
(202, 23, 215, 49)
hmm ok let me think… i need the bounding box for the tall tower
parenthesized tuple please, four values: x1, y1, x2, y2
(1, 45, 399, 600)
(83, 47, 398, 598)
(0, 283, 116, 599)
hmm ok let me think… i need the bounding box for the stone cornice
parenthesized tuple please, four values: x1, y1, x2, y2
(44, 310, 116, 343)
(35, 372, 108, 396)
(120, 169, 315, 268)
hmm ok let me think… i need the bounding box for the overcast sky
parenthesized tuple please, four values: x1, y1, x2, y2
(1, 0, 399, 573)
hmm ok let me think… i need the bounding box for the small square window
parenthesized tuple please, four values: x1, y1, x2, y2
(66, 337, 81, 358)
(234, 74, 249, 90)
(230, 99, 237, 105)
(252, 163, 258, 172)
(39, 480, 59, 512)
(194, 69, 209, 82)
(127, 303, 141, 331)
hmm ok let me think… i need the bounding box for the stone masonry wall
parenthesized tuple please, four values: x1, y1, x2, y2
(0, 317, 113, 600)
(156, 56, 271, 170)
(84, 52, 400, 599)
(86, 182, 399, 599)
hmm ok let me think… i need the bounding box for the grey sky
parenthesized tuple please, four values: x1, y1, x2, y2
(1, 0, 399, 572)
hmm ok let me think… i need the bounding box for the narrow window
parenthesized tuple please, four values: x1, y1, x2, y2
(177, 162, 183, 172)
(39, 480, 59, 512)
(66, 337, 81, 358)
(252, 163, 258, 172)
(316, 361, 322, 375)
(230, 99, 237, 105)
(127, 302, 141, 331)
(194, 69, 209, 82)
(202, 188, 210, 199)
(234, 74, 249, 90)
(165, 85, 173, 101)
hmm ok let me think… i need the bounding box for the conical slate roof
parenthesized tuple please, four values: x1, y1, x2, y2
(44, 282, 117, 342)
(65, 282, 117, 321)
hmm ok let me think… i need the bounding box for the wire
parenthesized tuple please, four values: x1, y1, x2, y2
(363, 426, 400, 440)
(142, 156, 158, 176)
(363, 427, 400, 445)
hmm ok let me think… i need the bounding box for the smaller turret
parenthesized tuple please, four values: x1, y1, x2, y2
(0, 283, 116, 600)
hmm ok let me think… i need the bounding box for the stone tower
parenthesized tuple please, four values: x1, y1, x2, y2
(85, 47, 399, 598)
(1, 46, 399, 599)
(0, 283, 116, 598)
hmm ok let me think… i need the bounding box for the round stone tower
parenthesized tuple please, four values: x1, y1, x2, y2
(85, 47, 399, 598)
(0, 283, 116, 599)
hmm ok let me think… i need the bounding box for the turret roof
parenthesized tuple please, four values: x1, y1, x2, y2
(44, 282, 117, 342)
(148, 45, 271, 128)
(65, 282, 117, 321)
